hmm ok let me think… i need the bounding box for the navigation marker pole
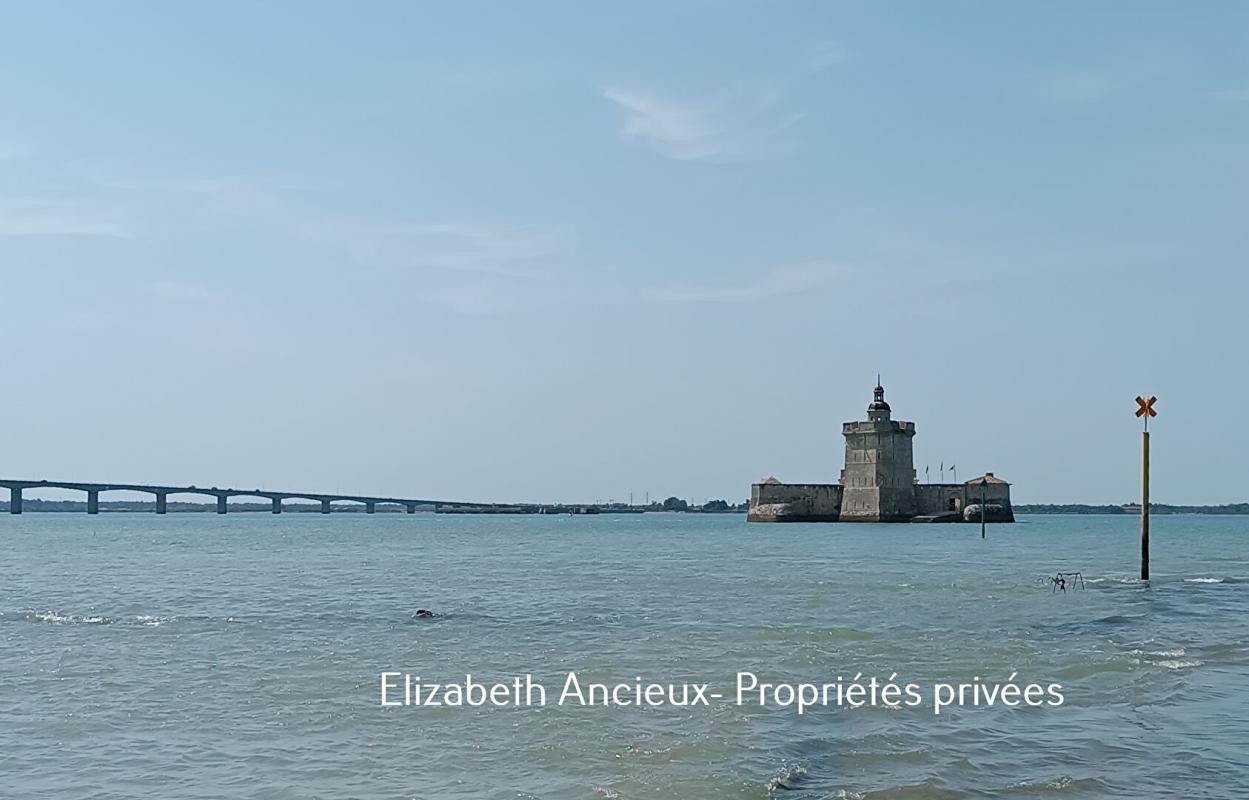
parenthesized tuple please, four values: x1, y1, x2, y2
(980, 477, 986, 539)
(1135, 396, 1157, 581)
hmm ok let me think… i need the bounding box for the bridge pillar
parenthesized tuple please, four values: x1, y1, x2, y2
(9, 487, 21, 514)
(155, 493, 167, 514)
(272, 497, 282, 514)
(405, 503, 416, 514)
(366, 501, 376, 514)
(217, 495, 228, 514)
(87, 490, 99, 515)
(321, 499, 331, 514)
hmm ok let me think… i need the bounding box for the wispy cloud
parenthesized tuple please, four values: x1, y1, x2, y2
(106, 176, 568, 313)
(645, 263, 845, 303)
(1039, 62, 1161, 104)
(802, 40, 853, 74)
(331, 220, 564, 280)
(13, 158, 567, 315)
(604, 41, 845, 162)
(604, 84, 804, 162)
(0, 197, 128, 238)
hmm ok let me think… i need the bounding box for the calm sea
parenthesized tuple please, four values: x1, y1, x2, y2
(2, 513, 1247, 799)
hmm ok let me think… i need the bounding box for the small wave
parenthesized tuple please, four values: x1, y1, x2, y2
(2, 611, 259, 627)
(1084, 576, 1144, 587)
(839, 747, 930, 765)
(891, 582, 960, 591)
(1057, 658, 1138, 679)
(809, 627, 877, 642)
(768, 764, 807, 792)
(5, 610, 113, 625)
(1184, 577, 1224, 584)
(857, 780, 962, 799)
(1127, 647, 1185, 658)
(1156, 658, 1203, 669)
(1004, 775, 1108, 793)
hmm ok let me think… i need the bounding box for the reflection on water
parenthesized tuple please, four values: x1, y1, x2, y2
(2, 513, 1247, 798)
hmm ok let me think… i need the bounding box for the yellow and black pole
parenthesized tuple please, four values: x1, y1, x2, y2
(1135, 396, 1157, 580)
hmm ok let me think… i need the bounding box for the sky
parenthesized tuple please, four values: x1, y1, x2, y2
(1, 2, 1247, 505)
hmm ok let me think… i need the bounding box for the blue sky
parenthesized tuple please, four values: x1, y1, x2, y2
(1, 2, 1246, 504)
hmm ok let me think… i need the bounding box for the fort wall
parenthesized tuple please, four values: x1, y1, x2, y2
(914, 484, 968, 515)
(747, 482, 842, 522)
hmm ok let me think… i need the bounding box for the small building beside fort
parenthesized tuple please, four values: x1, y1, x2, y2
(748, 382, 1014, 523)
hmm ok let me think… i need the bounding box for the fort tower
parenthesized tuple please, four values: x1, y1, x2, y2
(838, 381, 918, 522)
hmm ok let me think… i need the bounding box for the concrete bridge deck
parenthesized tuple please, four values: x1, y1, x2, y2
(0, 478, 495, 515)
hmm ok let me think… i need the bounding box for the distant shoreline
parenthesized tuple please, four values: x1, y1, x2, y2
(3, 500, 1248, 515)
(1015, 503, 1249, 515)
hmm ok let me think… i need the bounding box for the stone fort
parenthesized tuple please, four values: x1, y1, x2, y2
(748, 381, 1014, 523)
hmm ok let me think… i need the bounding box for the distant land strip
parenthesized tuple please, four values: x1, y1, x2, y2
(2, 499, 1246, 515)
(1015, 503, 1249, 515)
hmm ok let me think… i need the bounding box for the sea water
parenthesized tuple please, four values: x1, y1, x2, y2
(2, 513, 1247, 799)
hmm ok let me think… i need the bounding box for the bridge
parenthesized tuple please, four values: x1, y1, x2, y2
(0, 478, 496, 515)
